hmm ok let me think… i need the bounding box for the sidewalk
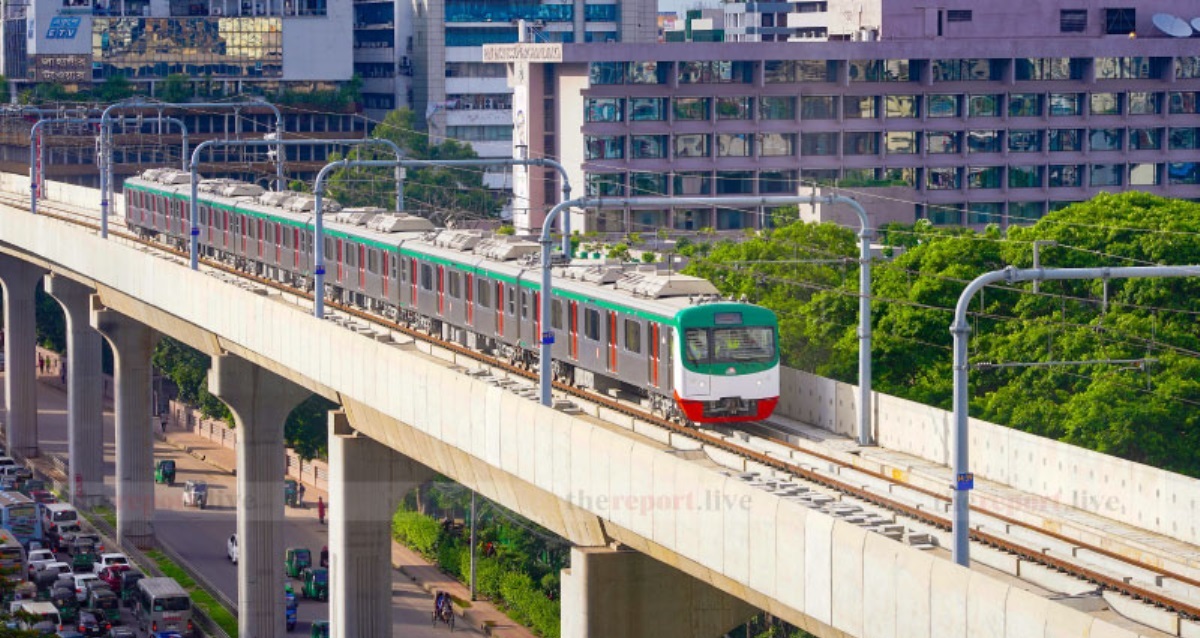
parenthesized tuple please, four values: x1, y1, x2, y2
(156, 426, 537, 638)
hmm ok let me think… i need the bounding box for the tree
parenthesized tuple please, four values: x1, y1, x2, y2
(95, 75, 135, 102)
(160, 74, 192, 103)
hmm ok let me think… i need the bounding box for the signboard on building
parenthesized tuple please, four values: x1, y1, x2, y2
(32, 54, 90, 82)
(482, 43, 562, 64)
(45, 16, 80, 38)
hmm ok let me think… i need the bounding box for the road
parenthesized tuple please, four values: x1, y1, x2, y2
(3, 369, 476, 636)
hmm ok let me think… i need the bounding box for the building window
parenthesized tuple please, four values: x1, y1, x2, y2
(1169, 163, 1200, 185)
(801, 96, 839, 119)
(925, 204, 962, 225)
(927, 167, 961, 190)
(931, 59, 1001, 82)
(589, 62, 627, 85)
(673, 172, 711, 195)
(1008, 94, 1042, 117)
(1008, 130, 1042, 152)
(1060, 9, 1086, 32)
(674, 134, 710, 158)
(1016, 58, 1085, 81)
(885, 131, 918, 154)
(1049, 129, 1083, 152)
(678, 61, 753, 84)
(1008, 165, 1042, 188)
(947, 9, 971, 22)
(766, 60, 836, 83)
(801, 132, 839, 156)
(1170, 92, 1198, 114)
(586, 173, 625, 196)
(1170, 128, 1198, 150)
(715, 171, 754, 194)
(759, 96, 796, 120)
(967, 203, 1002, 225)
(843, 132, 879, 155)
(1129, 128, 1162, 151)
(673, 97, 709, 121)
(717, 96, 754, 120)
(585, 136, 624, 160)
(1089, 129, 1123, 151)
(759, 133, 796, 156)
(630, 172, 668, 196)
(718, 134, 753, 157)
(1090, 164, 1123, 187)
(1010, 201, 1045, 223)
(847, 59, 910, 82)
(1049, 164, 1083, 187)
(968, 130, 1001, 153)
(1177, 58, 1200, 80)
(1103, 8, 1135, 35)
(631, 135, 668, 159)
(968, 167, 1001, 189)
(1095, 57, 1153, 80)
(629, 61, 669, 84)
(928, 94, 960, 118)
(585, 98, 624, 122)
(1049, 93, 1082, 116)
(926, 131, 961, 154)
(1128, 92, 1161, 115)
(885, 95, 919, 118)
(759, 170, 797, 193)
(1090, 93, 1121, 115)
(968, 94, 1001, 117)
(630, 98, 667, 121)
(843, 96, 877, 119)
(1129, 164, 1160, 186)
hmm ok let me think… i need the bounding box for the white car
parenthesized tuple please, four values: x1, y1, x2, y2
(92, 553, 129, 574)
(26, 549, 56, 579)
(72, 573, 100, 603)
(0, 456, 17, 469)
(226, 534, 238, 564)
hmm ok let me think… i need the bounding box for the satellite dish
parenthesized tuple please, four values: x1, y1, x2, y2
(1152, 13, 1192, 37)
(1192, 17, 1200, 33)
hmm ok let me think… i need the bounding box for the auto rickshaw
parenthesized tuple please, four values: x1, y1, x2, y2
(284, 480, 301, 508)
(87, 587, 121, 624)
(118, 570, 145, 607)
(72, 545, 98, 572)
(300, 567, 328, 601)
(182, 481, 208, 509)
(310, 620, 330, 638)
(285, 589, 298, 632)
(154, 459, 176, 486)
(50, 585, 78, 624)
(284, 548, 311, 578)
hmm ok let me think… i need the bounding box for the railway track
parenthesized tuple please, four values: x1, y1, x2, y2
(8, 189, 1200, 630)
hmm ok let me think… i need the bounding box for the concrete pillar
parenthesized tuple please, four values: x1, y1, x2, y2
(0, 255, 47, 459)
(560, 546, 756, 638)
(327, 411, 431, 638)
(91, 301, 158, 547)
(208, 354, 309, 638)
(44, 275, 104, 508)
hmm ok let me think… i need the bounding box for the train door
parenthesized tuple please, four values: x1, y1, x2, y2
(239, 216, 248, 253)
(293, 229, 301, 268)
(534, 293, 541, 341)
(607, 311, 618, 372)
(222, 211, 229, 248)
(274, 223, 282, 263)
(383, 254, 392, 298)
(495, 282, 504, 336)
(569, 302, 578, 359)
(410, 258, 418, 306)
(335, 239, 344, 282)
(359, 245, 366, 288)
(465, 274, 474, 325)
(436, 266, 445, 315)
(649, 323, 660, 388)
(256, 220, 264, 257)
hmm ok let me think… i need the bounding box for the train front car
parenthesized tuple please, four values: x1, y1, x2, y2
(671, 303, 780, 424)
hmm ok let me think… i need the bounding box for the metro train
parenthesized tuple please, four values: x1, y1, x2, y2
(122, 168, 780, 424)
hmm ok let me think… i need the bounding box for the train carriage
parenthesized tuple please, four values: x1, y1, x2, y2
(122, 168, 780, 424)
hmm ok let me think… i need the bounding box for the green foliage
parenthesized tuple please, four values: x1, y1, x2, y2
(326, 109, 501, 219)
(606, 243, 631, 261)
(34, 284, 66, 352)
(159, 74, 192, 103)
(151, 337, 230, 422)
(640, 251, 657, 264)
(495, 225, 516, 236)
(285, 394, 335, 460)
(95, 75, 135, 102)
(690, 192, 1200, 475)
(391, 510, 442, 556)
(288, 179, 311, 193)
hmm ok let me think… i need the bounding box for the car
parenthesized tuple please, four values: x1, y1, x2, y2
(75, 610, 107, 637)
(30, 490, 57, 505)
(106, 628, 136, 638)
(181, 481, 207, 509)
(91, 554, 128, 575)
(66, 534, 104, 556)
(33, 562, 73, 591)
(28, 549, 57, 579)
(72, 574, 100, 603)
(0, 456, 17, 469)
(226, 535, 237, 564)
(96, 566, 129, 592)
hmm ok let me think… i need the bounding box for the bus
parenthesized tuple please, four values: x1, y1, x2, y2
(133, 577, 195, 637)
(0, 529, 24, 581)
(0, 491, 40, 547)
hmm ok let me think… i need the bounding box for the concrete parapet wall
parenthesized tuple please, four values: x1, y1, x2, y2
(0, 203, 1146, 638)
(778, 366, 1200, 548)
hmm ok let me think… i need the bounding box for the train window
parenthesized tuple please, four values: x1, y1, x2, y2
(420, 264, 433, 290)
(448, 272, 461, 298)
(684, 329, 709, 364)
(507, 287, 516, 315)
(551, 300, 563, 329)
(624, 319, 642, 354)
(265, 223, 274, 243)
(368, 249, 379, 274)
(584, 308, 601, 340)
(282, 228, 291, 248)
(325, 237, 334, 257)
(199, 207, 208, 225)
(476, 279, 491, 308)
(520, 291, 529, 319)
(346, 245, 357, 267)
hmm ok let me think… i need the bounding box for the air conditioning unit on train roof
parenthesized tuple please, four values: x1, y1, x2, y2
(258, 191, 295, 207)
(154, 170, 191, 185)
(283, 194, 341, 213)
(220, 183, 264, 198)
(141, 168, 166, 181)
(615, 270, 718, 298)
(474, 236, 539, 261)
(432, 229, 484, 251)
(334, 207, 386, 226)
(367, 213, 436, 233)
(561, 263, 624, 284)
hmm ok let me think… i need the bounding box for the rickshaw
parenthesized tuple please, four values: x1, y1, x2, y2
(300, 567, 328, 601)
(284, 480, 301, 508)
(154, 460, 176, 486)
(431, 590, 455, 630)
(310, 620, 330, 638)
(284, 548, 311, 578)
(182, 481, 208, 509)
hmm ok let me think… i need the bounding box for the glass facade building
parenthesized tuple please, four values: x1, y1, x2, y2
(92, 17, 283, 78)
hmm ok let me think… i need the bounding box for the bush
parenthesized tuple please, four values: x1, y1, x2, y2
(392, 511, 441, 557)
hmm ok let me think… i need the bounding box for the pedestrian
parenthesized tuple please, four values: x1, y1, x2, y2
(317, 496, 326, 525)
(298, 484, 306, 507)
(59, 357, 67, 385)
(37, 353, 44, 374)
(160, 414, 168, 434)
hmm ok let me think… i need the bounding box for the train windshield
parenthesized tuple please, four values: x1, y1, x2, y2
(684, 327, 776, 365)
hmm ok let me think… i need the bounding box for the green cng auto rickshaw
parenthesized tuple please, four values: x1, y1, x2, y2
(154, 459, 176, 485)
(284, 548, 311, 579)
(300, 568, 328, 601)
(310, 620, 330, 638)
(284, 480, 300, 508)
